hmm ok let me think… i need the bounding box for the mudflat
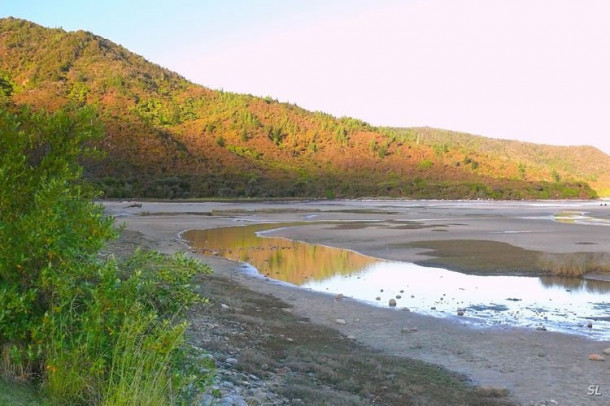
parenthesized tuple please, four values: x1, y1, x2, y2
(103, 199, 610, 405)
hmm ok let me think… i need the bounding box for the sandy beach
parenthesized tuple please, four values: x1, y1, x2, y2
(103, 199, 610, 405)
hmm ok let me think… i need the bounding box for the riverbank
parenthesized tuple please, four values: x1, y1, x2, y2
(104, 200, 610, 405)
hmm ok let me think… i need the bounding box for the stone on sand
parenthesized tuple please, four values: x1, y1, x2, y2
(588, 353, 605, 361)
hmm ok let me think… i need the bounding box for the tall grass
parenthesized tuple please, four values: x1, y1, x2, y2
(538, 252, 610, 277)
(103, 307, 186, 406)
(41, 253, 212, 405)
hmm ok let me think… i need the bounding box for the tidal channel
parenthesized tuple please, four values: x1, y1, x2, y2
(183, 223, 610, 340)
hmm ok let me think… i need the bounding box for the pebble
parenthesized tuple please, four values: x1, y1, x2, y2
(602, 347, 610, 355)
(198, 352, 288, 406)
(335, 293, 344, 301)
(335, 318, 347, 325)
(401, 327, 418, 333)
(389, 299, 397, 307)
(588, 353, 606, 361)
(226, 357, 238, 366)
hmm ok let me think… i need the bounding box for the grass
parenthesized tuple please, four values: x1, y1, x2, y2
(103, 309, 187, 406)
(0, 378, 47, 406)
(537, 252, 610, 277)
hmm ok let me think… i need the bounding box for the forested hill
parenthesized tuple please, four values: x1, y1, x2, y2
(1, 17, 607, 199)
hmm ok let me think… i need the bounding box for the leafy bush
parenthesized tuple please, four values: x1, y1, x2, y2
(0, 106, 212, 404)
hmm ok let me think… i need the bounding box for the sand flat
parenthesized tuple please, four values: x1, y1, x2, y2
(103, 199, 610, 405)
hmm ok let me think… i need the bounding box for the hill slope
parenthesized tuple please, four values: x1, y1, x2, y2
(0, 17, 607, 199)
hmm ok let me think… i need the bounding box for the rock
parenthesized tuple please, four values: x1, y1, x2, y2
(220, 303, 231, 311)
(334, 293, 344, 301)
(389, 299, 397, 307)
(602, 347, 610, 355)
(375, 296, 381, 301)
(219, 396, 235, 405)
(402, 307, 410, 312)
(335, 318, 347, 325)
(347, 335, 356, 340)
(431, 307, 437, 310)
(587, 321, 593, 328)
(457, 309, 465, 316)
(536, 326, 547, 331)
(226, 357, 238, 366)
(589, 353, 606, 361)
(200, 394, 214, 406)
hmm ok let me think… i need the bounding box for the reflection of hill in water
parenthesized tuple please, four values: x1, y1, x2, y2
(538, 276, 610, 294)
(183, 224, 380, 285)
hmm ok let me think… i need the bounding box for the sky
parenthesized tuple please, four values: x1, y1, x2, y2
(4, 0, 610, 154)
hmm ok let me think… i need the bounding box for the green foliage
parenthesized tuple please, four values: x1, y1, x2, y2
(43, 251, 211, 404)
(518, 163, 527, 180)
(434, 143, 449, 156)
(0, 107, 212, 404)
(334, 127, 349, 145)
(0, 18, 604, 200)
(67, 81, 89, 104)
(267, 126, 286, 146)
(0, 72, 14, 104)
(378, 144, 388, 159)
(418, 160, 433, 169)
(0, 107, 114, 360)
(227, 145, 261, 160)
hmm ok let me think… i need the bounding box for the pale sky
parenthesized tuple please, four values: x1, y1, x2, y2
(4, 0, 610, 154)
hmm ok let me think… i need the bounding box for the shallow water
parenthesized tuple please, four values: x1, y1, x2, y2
(183, 222, 610, 340)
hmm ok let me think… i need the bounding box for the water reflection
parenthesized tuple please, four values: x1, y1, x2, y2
(539, 276, 610, 294)
(182, 223, 379, 285)
(183, 223, 610, 340)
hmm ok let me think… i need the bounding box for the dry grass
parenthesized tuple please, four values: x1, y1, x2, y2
(537, 252, 610, 277)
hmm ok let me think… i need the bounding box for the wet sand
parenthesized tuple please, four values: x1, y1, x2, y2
(103, 199, 610, 405)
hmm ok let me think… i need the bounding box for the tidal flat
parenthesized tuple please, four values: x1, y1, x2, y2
(104, 199, 610, 405)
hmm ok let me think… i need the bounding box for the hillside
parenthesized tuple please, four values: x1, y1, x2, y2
(0, 17, 607, 199)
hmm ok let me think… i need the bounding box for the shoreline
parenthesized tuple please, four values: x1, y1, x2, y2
(103, 200, 610, 405)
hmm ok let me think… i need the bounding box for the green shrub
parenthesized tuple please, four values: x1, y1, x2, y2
(0, 106, 212, 404)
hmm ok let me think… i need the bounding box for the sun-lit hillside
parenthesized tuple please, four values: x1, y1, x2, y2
(0, 17, 606, 199)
